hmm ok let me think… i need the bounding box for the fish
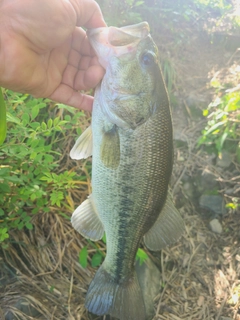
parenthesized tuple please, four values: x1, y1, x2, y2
(70, 22, 184, 320)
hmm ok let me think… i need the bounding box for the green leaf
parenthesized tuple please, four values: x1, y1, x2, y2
(22, 113, 30, 125)
(36, 102, 47, 109)
(64, 115, 71, 122)
(41, 122, 47, 130)
(7, 112, 21, 124)
(47, 118, 53, 129)
(34, 154, 43, 162)
(25, 222, 33, 230)
(49, 285, 55, 293)
(30, 193, 37, 201)
(219, 131, 228, 150)
(0, 87, 7, 145)
(0, 183, 10, 193)
(76, 127, 82, 135)
(215, 111, 227, 120)
(53, 117, 60, 126)
(102, 233, 107, 244)
(4, 175, 21, 183)
(79, 246, 88, 268)
(17, 221, 24, 230)
(58, 120, 67, 126)
(91, 252, 103, 268)
(205, 120, 226, 135)
(203, 109, 208, 117)
(210, 78, 221, 88)
(30, 139, 39, 148)
(30, 151, 37, 160)
(226, 202, 236, 209)
(0, 168, 10, 175)
(44, 155, 54, 163)
(50, 191, 64, 207)
(30, 122, 40, 129)
(134, 1, 144, 7)
(0, 227, 9, 241)
(136, 248, 148, 266)
(31, 105, 39, 120)
(54, 126, 62, 131)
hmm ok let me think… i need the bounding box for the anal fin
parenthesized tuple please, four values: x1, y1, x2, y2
(70, 125, 92, 160)
(71, 195, 104, 241)
(143, 191, 184, 251)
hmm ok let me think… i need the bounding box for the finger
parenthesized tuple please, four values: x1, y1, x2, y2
(62, 54, 105, 91)
(74, 64, 105, 91)
(62, 64, 78, 89)
(49, 83, 93, 111)
(71, 28, 95, 56)
(70, 0, 107, 28)
(68, 48, 82, 69)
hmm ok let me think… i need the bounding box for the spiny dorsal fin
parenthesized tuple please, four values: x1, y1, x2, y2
(70, 125, 92, 160)
(143, 191, 184, 251)
(71, 195, 104, 241)
(100, 125, 120, 169)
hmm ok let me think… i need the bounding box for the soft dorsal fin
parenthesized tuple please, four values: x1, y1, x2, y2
(71, 195, 104, 241)
(143, 192, 184, 251)
(100, 124, 120, 169)
(70, 125, 92, 160)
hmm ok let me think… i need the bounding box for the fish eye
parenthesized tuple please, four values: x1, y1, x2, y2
(141, 52, 155, 66)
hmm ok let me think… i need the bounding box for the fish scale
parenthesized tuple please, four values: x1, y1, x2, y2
(70, 22, 184, 320)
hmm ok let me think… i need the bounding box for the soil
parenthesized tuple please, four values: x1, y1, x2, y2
(1, 2, 240, 320)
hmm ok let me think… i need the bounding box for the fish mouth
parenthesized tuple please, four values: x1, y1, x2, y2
(87, 22, 150, 68)
(87, 22, 149, 47)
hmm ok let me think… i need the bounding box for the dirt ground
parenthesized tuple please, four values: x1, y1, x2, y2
(154, 3, 240, 318)
(1, 2, 240, 320)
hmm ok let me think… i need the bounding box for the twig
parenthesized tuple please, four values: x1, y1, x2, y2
(68, 271, 74, 319)
(215, 293, 228, 320)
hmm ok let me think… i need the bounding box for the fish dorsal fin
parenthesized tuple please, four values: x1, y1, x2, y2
(71, 195, 104, 241)
(143, 191, 184, 251)
(100, 125, 120, 169)
(70, 125, 92, 160)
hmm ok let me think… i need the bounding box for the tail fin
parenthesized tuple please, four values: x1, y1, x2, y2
(85, 264, 146, 320)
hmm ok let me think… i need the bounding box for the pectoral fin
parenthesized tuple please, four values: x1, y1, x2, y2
(70, 125, 92, 160)
(143, 192, 184, 251)
(100, 125, 120, 169)
(71, 195, 104, 241)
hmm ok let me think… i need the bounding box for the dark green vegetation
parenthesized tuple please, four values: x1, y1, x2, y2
(0, 91, 87, 244)
(0, 88, 7, 146)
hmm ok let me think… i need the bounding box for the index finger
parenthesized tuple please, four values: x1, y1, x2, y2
(49, 83, 94, 111)
(70, 0, 107, 29)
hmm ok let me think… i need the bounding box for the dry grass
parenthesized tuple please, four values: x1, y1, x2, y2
(1, 190, 240, 320)
(1, 209, 92, 320)
(153, 205, 240, 320)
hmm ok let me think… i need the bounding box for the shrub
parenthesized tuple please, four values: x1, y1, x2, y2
(0, 90, 87, 246)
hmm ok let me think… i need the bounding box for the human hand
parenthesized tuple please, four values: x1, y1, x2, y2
(0, 0, 106, 111)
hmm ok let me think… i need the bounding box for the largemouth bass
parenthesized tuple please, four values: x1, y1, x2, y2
(70, 22, 184, 320)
